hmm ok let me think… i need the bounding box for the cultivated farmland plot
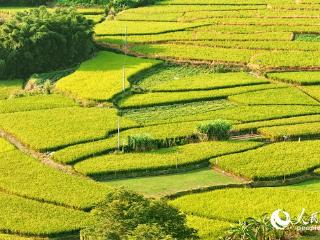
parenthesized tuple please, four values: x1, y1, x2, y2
(2, 0, 320, 239)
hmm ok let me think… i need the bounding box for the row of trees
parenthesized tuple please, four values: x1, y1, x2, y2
(0, 0, 48, 6)
(0, 7, 95, 79)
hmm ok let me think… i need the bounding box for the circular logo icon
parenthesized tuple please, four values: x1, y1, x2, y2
(270, 209, 291, 230)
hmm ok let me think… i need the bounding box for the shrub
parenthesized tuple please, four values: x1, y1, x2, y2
(112, 0, 156, 12)
(80, 189, 198, 240)
(197, 119, 232, 140)
(127, 134, 158, 152)
(56, 0, 156, 12)
(56, 0, 110, 7)
(0, 7, 95, 79)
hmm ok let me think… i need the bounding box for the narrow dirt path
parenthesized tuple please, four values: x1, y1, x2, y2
(0, 129, 88, 178)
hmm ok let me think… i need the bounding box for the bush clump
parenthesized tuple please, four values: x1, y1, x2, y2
(197, 120, 232, 141)
(127, 134, 158, 152)
(0, 7, 95, 79)
(80, 189, 198, 240)
(56, 0, 156, 12)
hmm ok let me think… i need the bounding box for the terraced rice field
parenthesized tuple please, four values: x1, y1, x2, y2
(2, 0, 320, 239)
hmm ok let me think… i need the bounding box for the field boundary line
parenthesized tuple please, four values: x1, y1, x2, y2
(0, 129, 87, 178)
(165, 172, 320, 200)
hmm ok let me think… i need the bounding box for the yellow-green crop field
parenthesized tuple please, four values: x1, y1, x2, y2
(2, 0, 320, 239)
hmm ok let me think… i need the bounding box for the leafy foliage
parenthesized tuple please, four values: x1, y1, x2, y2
(127, 134, 158, 152)
(80, 189, 197, 240)
(197, 119, 232, 140)
(0, 7, 95, 79)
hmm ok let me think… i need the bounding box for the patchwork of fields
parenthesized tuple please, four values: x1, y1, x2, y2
(1, 0, 320, 239)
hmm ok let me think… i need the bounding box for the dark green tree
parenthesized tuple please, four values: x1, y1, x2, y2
(0, 7, 95, 79)
(81, 189, 198, 240)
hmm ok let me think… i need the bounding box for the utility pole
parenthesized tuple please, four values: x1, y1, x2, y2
(122, 26, 128, 92)
(117, 116, 120, 150)
(117, 27, 128, 150)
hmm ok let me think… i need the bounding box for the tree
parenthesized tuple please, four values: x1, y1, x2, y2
(81, 189, 198, 240)
(0, 7, 95, 79)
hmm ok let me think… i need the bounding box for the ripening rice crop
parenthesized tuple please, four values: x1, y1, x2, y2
(0, 94, 76, 114)
(119, 84, 283, 108)
(74, 141, 263, 178)
(131, 44, 262, 64)
(145, 72, 270, 92)
(53, 120, 226, 164)
(122, 4, 266, 14)
(267, 71, 320, 85)
(170, 188, 320, 222)
(0, 79, 23, 100)
(229, 87, 319, 105)
(0, 138, 15, 153)
(214, 140, 320, 180)
(116, 12, 183, 22)
(95, 20, 203, 35)
(186, 216, 231, 240)
(301, 86, 320, 102)
(251, 51, 320, 69)
(234, 114, 320, 132)
(123, 104, 320, 125)
(0, 191, 91, 236)
(182, 39, 320, 52)
(96, 32, 293, 45)
(56, 51, 161, 101)
(0, 147, 111, 209)
(0, 107, 137, 151)
(258, 122, 320, 140)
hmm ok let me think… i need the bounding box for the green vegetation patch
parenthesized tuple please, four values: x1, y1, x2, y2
(0, 192, 91, 236)
(0, 94, 77, 114)
(229, 87, 319, 105)
(56, 51, 160, 101)
(287, 179, 320, 193)
(295, 34, 320, 42)
(74, 141, 262, 178)
(144, 72, 270, 92)
(121, 100, 236, 124)
(54, 120, 216, 164)
(0, 149, 111, 209)
(131, 44, 262, 64)
(96, 31, 293, 45)
(0, 107, 137, 151)
(124, 104, 320, 125)
(105, 168, 241, 197)
(214, 140, 320, 180)
(267, 71, 320, 85)
(0, 79, 23, 100)
(170, 188, 320, 222)
(119, 84, 283, 108)
(259, 122, 320, 140)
